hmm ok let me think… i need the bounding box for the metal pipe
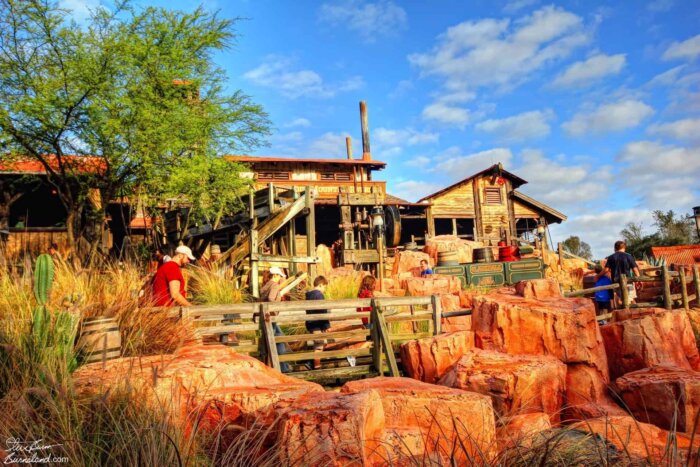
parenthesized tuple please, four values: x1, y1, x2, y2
(346, 136, 353, 160)
(359, 101, 371, 161)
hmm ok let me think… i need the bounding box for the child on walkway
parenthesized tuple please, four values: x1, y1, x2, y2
(594, 264, 613, 319)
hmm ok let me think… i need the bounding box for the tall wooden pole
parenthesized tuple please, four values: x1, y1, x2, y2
(305, 187, 316, 279)
(619, 274, 629, 309)
(694, 265, 700, 308)
(680, 266, 689, 310)
(662, 264, 672, 310)
(360, 101, 371, 161)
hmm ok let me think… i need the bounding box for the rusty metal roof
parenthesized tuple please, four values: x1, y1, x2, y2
(650, 244, 700, 267)
(0, 155, 106, 174)
(226, 155, 386, 169)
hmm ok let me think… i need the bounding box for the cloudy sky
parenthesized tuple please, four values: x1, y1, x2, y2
(69, 0, 699, 257)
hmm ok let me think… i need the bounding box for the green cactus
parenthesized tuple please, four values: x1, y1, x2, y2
(33, 253, 54, 305)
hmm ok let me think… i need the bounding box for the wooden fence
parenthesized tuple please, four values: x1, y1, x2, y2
(564, 265, 700, 317)
(154, 295, 470, 383)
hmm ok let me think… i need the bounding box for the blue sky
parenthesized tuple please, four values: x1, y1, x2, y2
(65, 0, 700, 257)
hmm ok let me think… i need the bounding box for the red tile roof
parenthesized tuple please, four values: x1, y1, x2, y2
(0, 155, 106, 175)
(129, 216, 153, 230)
(650, 245, 700, 267)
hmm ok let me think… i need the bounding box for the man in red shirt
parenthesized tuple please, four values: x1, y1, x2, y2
(152, 245, 195, 307)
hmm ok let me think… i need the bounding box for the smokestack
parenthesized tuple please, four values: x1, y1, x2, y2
(359, 101, 371, 161)
(345, 137, 353, 160)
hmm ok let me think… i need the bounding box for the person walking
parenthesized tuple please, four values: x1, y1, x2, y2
(601, 240, 640, 306)
(260, 266, 290, 372)
(151, 245, 195, 307)
(305, 276, 330, 370)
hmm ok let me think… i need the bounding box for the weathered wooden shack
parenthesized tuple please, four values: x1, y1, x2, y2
(417, 163, 566, 245)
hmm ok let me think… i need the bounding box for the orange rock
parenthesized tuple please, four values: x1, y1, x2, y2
(424, 235, 483, 265)
(459, 289, 476, 309)
(438, 349, 567, 423)
(399, 331, 475, 383)
(316, 244, 333, 277)
(440, 293, 460, 312)
(616, 365, 700, 433)
(564, 363, 626, 422)
(405, 275, 461, 296)
(391, 250, 431, 276)
(497, 412, 551, 449)
(601, 308, 700, 381)
(442, 314, 472, 333)
(514, 278, 562, 299)
(73, 344, 324, 438)
(277, 390, 386, 466)
(572, 415, 700, 465)
(341, 377, 497, 463)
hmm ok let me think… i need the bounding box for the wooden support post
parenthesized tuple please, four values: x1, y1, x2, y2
(694, 266, 700, 308)
(558, 242, 564, 265)
(619, 274, 629, 309)
(680, 266, 689, 310)
(267, 183, 274, 213)
(374, 304, 399, 377)
(288, 216, 297, 275)
(305, 187, 316, 279)
(261, 305, 280, 372)
(662, 264, 672, 310)
(250, 229, 259, 299)
(371, 300, 383, 375)
(431, 294, 442, 336)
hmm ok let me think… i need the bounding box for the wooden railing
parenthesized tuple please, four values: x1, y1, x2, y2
(149, 295, 472, 382)
(564, 264, 700, 316)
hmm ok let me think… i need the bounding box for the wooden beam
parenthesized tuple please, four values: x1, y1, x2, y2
(278, 347, 371, 363)
(279, 272, 308, 297)
(662, 264, 672, 310)
(694, 266, 700, 307)
(261, 306, 280, 371)
(680, 266, 689, 310)
(375, 305, 399, 377)
(620, 275, 629, 309)
(431, 294, 442, 336)
(305, 187, 316, 279)
(253, 254, 320, 264)
(564, 283, 619, 298)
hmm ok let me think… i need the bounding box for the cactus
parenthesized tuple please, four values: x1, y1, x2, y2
(33, 253, 54, 305)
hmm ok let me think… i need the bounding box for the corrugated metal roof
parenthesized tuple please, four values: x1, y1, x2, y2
(0, 155, 106, 174)
(226, 155, 386, 169)
(650, 244, 700, 267)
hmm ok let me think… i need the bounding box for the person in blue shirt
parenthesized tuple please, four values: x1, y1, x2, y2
(305, 276, 330, 369)
(420, 259, 433, 277)
(593, 264, 613, 314)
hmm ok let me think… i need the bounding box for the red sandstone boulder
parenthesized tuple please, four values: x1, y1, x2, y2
(73, 344, 324, 434)
(514, 278, 561, 299)
(442, 313, 472, 333)
(438, 349, 567, 423)
(341, 377, 497, 463)
(391, 250, 431, 276)
(497, 412, 551, 449)
(423, 235, 482, 265)
(405, 275, 462, 296)
(471, 289, 619, 417)
(572, 415, 700, 465)
(459, 289, 476, 309)
(616, 365, 700, 433)
(277, 389, 385, 465)
(400, 331, 475, 383)
(440, 293, 460, 312)
(601, 308, 700, 381)
(316, 244, 333, 277)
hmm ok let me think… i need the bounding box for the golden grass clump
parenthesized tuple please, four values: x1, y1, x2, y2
(186, 266, 247, 305)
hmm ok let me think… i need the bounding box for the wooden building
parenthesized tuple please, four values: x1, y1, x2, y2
(417, 163, 566, 245)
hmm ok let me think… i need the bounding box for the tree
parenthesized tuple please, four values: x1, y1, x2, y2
(0, 0, 269, 261)
(620, 210, 698, 258)
(562, 235, 592, 260)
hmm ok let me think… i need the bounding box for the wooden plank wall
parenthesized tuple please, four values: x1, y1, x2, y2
(4, 230, 69, 259)
(429, 180, 476, 218)
(476, 176, 510, 244)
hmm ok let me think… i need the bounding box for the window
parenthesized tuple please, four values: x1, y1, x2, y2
(319, 172, 352, 181)
(484, 187, 502, 205)
(258, 172, 290, 181)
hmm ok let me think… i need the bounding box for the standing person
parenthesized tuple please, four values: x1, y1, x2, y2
(357, 275, 376, 328)
(419, 259, 433, 277)
(305, 276, 330, 370)
(602, 240, 640, 306)
(260, 266, 290, 372)
(151, 245, 195, 307)
(593, 264, 613, 317)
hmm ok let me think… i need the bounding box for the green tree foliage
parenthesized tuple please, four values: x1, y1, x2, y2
(562, 235, 593, 260)
(0, 0, 269, 260)
(620, 210, 698, 258)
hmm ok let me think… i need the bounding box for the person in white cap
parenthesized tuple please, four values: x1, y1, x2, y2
(151, 245, 195, 307)
(260, 266, 290, 372)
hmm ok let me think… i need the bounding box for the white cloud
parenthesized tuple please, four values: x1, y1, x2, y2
(551, 209, 655, 259)
(422, 101, 471, 127)
(318, 0, 407, 43)
(647, 65, 687, 86)
(308, 132, 358, 157)
(552, 53, 626, 87)
(647, 118, 700, 142)
(271, 131, 304, 144)
(389, 180, 442, 203)
(562, 99, 654, 136)
(431, 147, 513, 181)
(284, 118, 311, 128)
(244, 56, 364, 99)
(475, 109, 553, 142)
(647, 0, 674, 12)
(503, 0, 539, 14)
(60, 0, 100, 22)
(389, 80, 414, 99)
(662, 33, 700, 61)
(513, 149, 610, 210)
(374, 128, 439, 146)
(409, 6, 589, 92)
(617, 140, 700, 206)
(405, 156, 431, 168)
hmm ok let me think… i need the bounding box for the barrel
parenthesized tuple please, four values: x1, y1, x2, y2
(437, 250, 459, 266)
(473, 247, 494, 263)
(403, 241, 418, 251)
(77, 316, 121, 363)
(498, 246, 520, 262)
